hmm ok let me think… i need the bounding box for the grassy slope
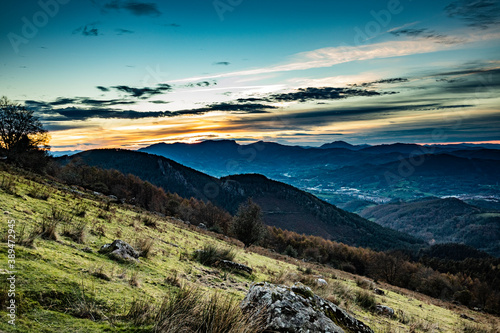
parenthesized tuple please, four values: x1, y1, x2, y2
(0, 169, 498, 332)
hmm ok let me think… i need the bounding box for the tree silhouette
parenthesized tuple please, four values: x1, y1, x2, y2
(0, 96, 50, 169)
(231, 198, 267, 247)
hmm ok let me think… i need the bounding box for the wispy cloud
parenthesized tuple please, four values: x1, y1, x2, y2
(214, 61, 231, 66)
(103, 1, 161, 17)
(73, 23, 100, 36)
(446, 0, 500, 29)
(237, 87, 394, 103)
(116, 28, 134, 35)
(111, 84, 172, 98)
(170, 40, 462, 83)
(352, 78, 409, 88)
(390, 28, 463, 44)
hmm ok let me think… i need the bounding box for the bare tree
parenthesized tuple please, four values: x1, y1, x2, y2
(0, 96, 50, 168)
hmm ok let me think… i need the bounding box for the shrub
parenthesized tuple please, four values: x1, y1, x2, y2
(231, 199, 267, 247)
(142, 215, 159, 229)
(355, 290, 376, 311)
(17, 223, 41, 248)
(129, 270, 140, 287)
(67, 284, 106, 321)
(153, 286, 263, 333)
(192, 244, 236, 266)
(283, 244, 298, 257)
(62, 221, 87, 244)
(71, 203, 88, 218)
(135, 237, 155, 258)
(355, 277, 372, 289)
(39, 220, 59, 241)
(0, 174, 17, 195)
(27, 182, 50, 200)
(126, 297, 157, 326)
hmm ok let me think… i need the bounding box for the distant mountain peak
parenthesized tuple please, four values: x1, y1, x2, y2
(320, 141, 370, 150)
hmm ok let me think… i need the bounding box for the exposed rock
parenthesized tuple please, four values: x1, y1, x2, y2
(98, 239, 139, 262)
(241, 282, 374, 333)
(460, 313, 475, 321)
(81, 247, 93, 253)
(373, 288, 385, 295)
(217, 260, 253, 275)
(317, 278, 328, 286)
(197, 223, 207, 230)
(375, 305, 394, 317)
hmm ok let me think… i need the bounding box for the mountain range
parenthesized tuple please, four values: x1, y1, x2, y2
(139, 140, 500, 206)
(358, 197, 500, 257)
(60, 149, 424, 251)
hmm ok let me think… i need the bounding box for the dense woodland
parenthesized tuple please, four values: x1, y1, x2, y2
(46, 159, 500, 314)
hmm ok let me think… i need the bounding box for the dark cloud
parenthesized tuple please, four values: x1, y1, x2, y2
(235, 87, 394, 105)
(96, 86, 110, 92)
(111, 83, 172, 98)
(269, 87, 392, 102)
(430, 67, 500, 94)
(73, 23, 99, 36)
(227, 102, 478, 131)
(28, 97, 138, 109)
(166, 103, 275, 117)
(390, 28, 462, 44)
(445, 0, 500, 29)
(104, 1, 161, 17)
(149, 100, 171, 104)
(116, 28, 134, 35)
(42, 107, 168, 121)
(203, 102, 274, 113)
(29, 99, 272, 124)
(184, 80, 217, 88)
(280, 133, 344, 137)
(353, 78, 409, 87)
(214, 61, 231, 66)
(50, 98, 78, 106)
(25, 100, 50, 108)
(163, 23, 180, 27)
(352, 112, 500, 143)
(79, 98, 137, 106)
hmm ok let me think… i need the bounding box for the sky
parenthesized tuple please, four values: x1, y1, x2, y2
(1, 0, 499, 152)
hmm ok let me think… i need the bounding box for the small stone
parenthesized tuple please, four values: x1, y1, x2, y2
(98, 239, 140, 262)
(376, 305, 394, 317)
(317, 278, 328, 286)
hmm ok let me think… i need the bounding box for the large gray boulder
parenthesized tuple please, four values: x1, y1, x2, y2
(98, 239, 139, 262)
(241, 282, 374, 333)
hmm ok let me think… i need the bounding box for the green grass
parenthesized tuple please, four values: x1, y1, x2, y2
(0, 169, 499, 332)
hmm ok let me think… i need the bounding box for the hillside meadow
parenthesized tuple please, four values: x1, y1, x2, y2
(0, 168, 499, 332)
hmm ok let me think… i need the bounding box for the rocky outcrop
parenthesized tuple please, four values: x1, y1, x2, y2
(217, 260, 253, 275)
(98, 239, 139, 262)
(241, 282, 374, 333)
